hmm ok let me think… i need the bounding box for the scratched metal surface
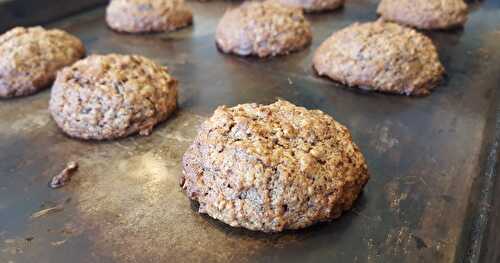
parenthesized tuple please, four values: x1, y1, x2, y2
(0, 0, 499, 262)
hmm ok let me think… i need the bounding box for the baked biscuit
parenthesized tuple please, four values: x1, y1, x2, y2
(377, 0, 468, 30)
(49, 54, 177, 140)
(0, 27, 85, 98)
(216, 1, 312, 57)
(106, 0, 193, 33)
(181, 100, 369, 232)
(313, 21, 445, 96)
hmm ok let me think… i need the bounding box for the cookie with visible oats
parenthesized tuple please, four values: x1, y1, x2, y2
(0, 26, 85, 98)
(106, 0, 193, 33)
(313, 21, 445, 96)
(49, 54, 177, 140)
(181, 100, 369, 232)
(377, 0, 468, 30)
(215, 1, 312, 57)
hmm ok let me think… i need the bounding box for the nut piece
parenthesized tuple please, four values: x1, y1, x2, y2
(181, 100, 369, 232)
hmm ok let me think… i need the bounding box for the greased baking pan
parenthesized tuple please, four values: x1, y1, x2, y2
(0, 0, 499, 262)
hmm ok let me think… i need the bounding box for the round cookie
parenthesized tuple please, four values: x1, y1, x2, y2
(215, 1, 312, 57)
(0, 27, 85, 98)
(106, 0, 193, 33)
(49, 54, 177, 140)
(377, 0, 468, 30)
(276, 0, 344, 12)
(181, 100, 369, 232)
(313, 21, 445, 96)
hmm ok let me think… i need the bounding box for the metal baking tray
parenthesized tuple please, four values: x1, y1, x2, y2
(0, 0, 499, 262)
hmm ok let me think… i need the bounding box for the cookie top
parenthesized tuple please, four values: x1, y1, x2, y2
(215, 1, 312, 57)
(0, 27, 85, 98)
(49, 54, 177, 140)
(313, 21, 445, 96)
(377, 0, 468, 30)
(275, 0, 344, 12)
(181, 100, 369, 232)
(106, 0, 193, 33)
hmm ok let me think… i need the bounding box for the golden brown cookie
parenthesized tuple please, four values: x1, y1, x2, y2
(313, 21, 445, 96)
(106, 0, 193, 33)
(377, 0, 468, 30)
(49, 54, 177, 140)
(181, 100, 369, 232)
(215, 1, 312, 57)
(0, 27, 85, 98)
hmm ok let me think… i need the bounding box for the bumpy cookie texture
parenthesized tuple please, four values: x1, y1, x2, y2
(276, 0, 344, 12)
(215, 1, 312, 57)
(313, 21, 445, 96)
(49, 54, 177, 140)
(0, 27, 85, 98)
(106, 0, 193, 33)
(377, 0, 468, 30)
(181, 100, 369, 232)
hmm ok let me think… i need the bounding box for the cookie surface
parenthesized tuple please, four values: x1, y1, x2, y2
(0, 27, 85, 98)
(377, 0, 468, 30)
(313, 21, 444, 96)
(215, 1, 312, 57)
(49, 54, 177, 140)
(181, 100, 369, 232)
(106, 0, 193, 33)
(276, 0, 344, 12)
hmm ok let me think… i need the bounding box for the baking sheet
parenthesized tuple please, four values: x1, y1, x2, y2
(0, 0, 499, 262)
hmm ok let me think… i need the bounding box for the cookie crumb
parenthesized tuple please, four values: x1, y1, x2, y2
(49, 161, 78, 189)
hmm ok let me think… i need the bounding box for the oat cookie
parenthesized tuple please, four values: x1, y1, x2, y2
(0, 26, 85, 98)
(313, 21, 445, 96)
(377, 0, 468, 30)
(215, 1, 312, 57)
(276, 0, 344, 12)
(49, 54, 177, 140)
(106, 0, 193, 33)
(181, 100, 369, 232)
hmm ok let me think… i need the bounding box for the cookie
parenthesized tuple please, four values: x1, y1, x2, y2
(276, 0, 344, 12)
(215, 1, 312, 57)
(313, 21, 445, 96)
(181, 100, 369, 232)
(377, 0, 468, 30)
(49, 54, 177, 140)
(106, 0, 193, 33)
(0, 27, 85, 98)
